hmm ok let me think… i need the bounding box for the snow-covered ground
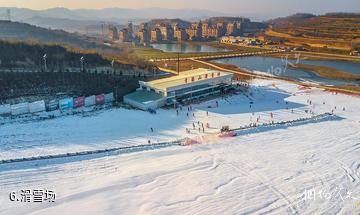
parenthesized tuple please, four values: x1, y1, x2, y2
(0, 80, 332, 160)
(0, 79, 359, 214)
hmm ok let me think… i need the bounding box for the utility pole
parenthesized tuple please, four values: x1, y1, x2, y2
(111, 59, 117, 103)
(43, 54, 47, 71)
(80, 56, 84, 72)
(111, 59, 115, 73)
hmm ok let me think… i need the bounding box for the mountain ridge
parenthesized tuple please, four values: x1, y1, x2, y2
(0, 7, 227, 23)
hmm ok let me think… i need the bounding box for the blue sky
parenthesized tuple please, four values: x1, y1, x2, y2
(0, 0, 359, 16)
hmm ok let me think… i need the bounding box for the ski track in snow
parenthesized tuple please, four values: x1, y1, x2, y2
(0, 79, 359, 215)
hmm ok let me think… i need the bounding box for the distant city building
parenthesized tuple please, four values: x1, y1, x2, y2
(119, 28, 131, 42)
(206, 27, 221, 38)
(201, 22, 224, 38)
(135, 17, 267, 44)
(201, 22, 209, 37)
(185, 28, 197, 40)
(139, 22, 149, 31)
(174, 28, 188, 41)
(185, 21, 202, 40)
(172, 23, 179, 32)
(159, 25, 174, 41)
(136, 29, 150, 44)
(151, 28, 162, 42)
(127, 22, 133, 37)
(226, 22, 236, 36)
(217, 22, 225, 29)
(108, 26, 119, 41)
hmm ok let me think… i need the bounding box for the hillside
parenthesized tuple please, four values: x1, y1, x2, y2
(148, 19, 191, 29)
(0, 40, 109, 69)
(206, 16, 251, 23)
(266, 13, 360, 51)
(0, 21, 158, 68)
(0, 21, 104, 49)
(0, 40, 152, 102)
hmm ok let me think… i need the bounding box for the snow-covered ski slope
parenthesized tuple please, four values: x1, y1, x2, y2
(0, 79, 359, 214)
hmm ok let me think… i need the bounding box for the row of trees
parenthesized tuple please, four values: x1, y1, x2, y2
(0, 71, 147, 103)
(0, 40, 111, 69)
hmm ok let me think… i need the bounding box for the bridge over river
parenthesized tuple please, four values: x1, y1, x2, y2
(150, 49, 284, 62)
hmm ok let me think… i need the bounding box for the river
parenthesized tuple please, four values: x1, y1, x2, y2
(213, 56, 360, 86)
(151, 43, 229, 53)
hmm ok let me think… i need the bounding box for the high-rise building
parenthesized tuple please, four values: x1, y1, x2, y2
(226, 22, 240, 36)
(174, 28, 188, 41)
(119, 29, 131, 42)
(159, 25, 174, 41)
(202, 22, 209, 37)
(207, 28, 221, 38)
(127, 22, 133, 36)
(151, 28, 162, 42)
(197, 21, 203, 38)
(108, 26, 119, 41)
(136, 17, 253, 43)
(139, 22, 149, 31)
(188, 21, 202, 39)
(186, 28, 198, 40)
(172, 23, 179, 32)
(216, 23, 226, 37)
(136, 29, 150, 43)
(226, 22, 235, 36)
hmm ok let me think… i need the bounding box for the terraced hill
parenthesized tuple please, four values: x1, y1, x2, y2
(266, 13, 360, 51)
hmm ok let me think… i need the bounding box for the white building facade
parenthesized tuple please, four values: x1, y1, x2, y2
(124, 68, 234, 110)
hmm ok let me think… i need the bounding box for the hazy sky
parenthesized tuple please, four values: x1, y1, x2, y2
(1, 0, 360, 15)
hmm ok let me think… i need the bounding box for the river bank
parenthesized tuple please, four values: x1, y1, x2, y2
(198, 59, 360, 95)
(265, 51, 360, 63)
(289, 64, 360, 81)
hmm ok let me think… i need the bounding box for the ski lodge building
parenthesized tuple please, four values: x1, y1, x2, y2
(124, 68, 234, 110)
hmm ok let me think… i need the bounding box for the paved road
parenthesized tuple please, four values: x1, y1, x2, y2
(150, 50, 284, 62)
